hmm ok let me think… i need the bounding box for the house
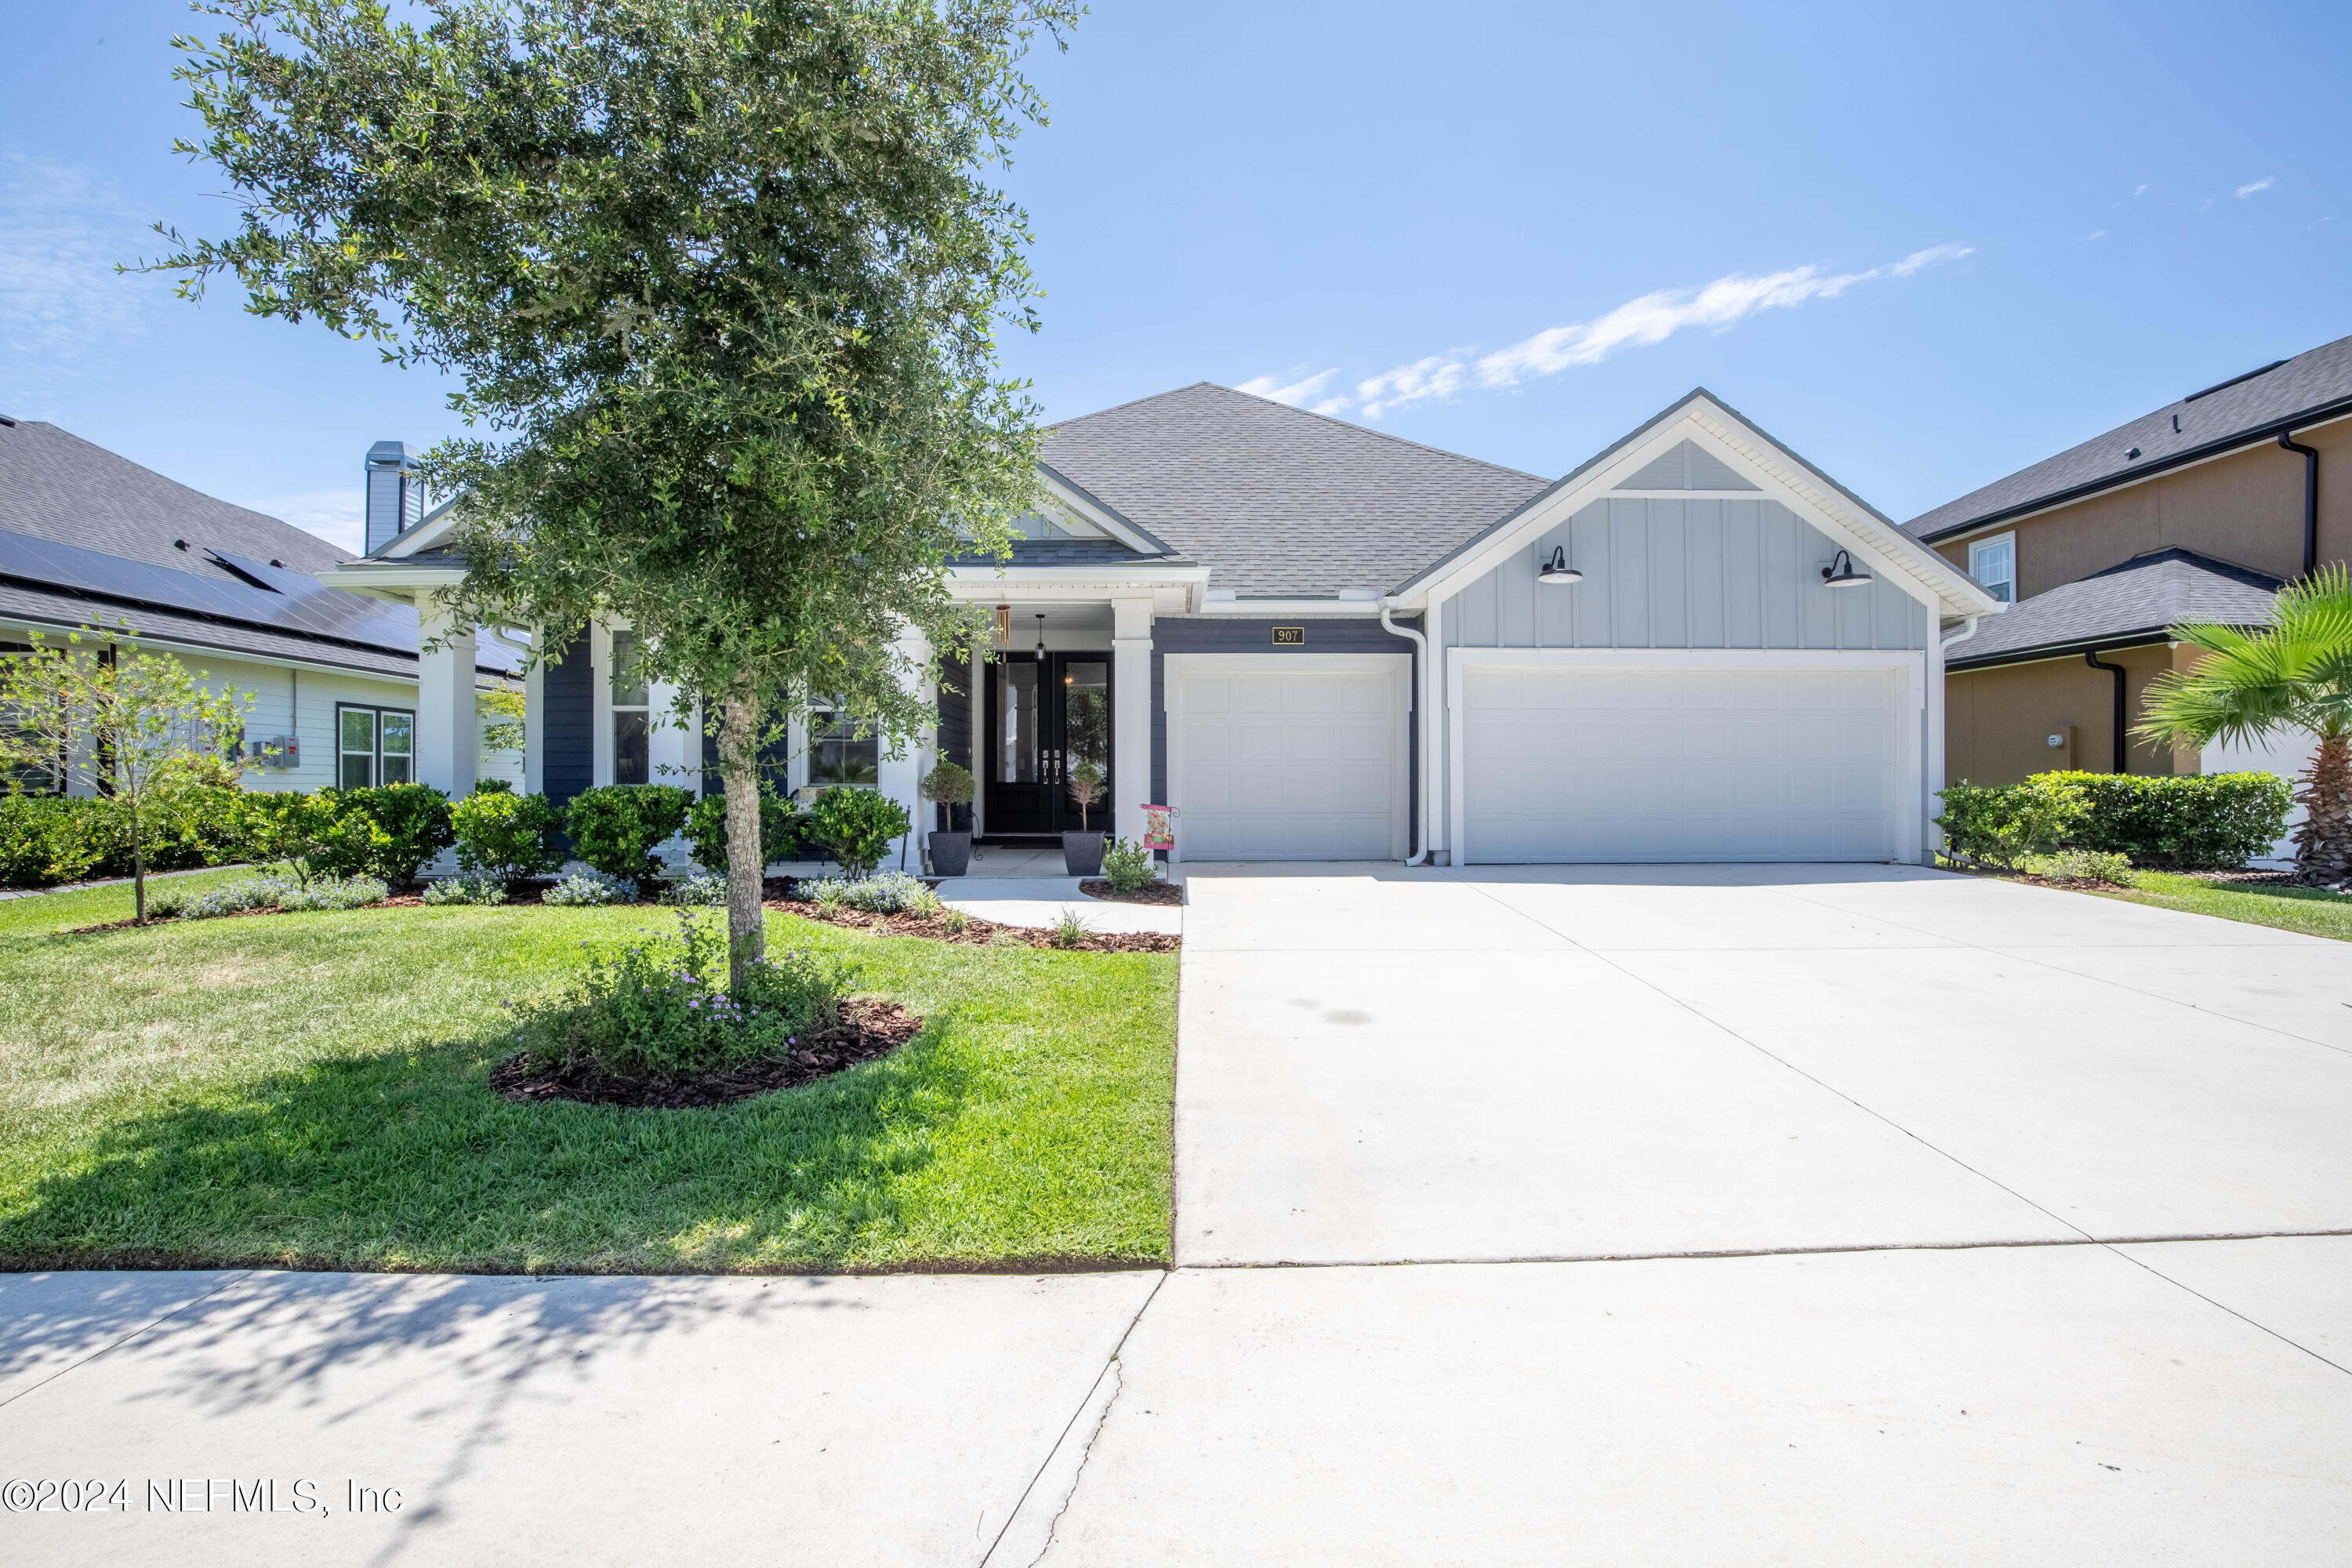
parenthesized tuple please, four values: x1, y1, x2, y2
(1906, 332, 2352, 795)
(0, 417, 522, 793)
(330, 384, 1996, 866)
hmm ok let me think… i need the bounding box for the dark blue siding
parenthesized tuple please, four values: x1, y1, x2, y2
(1149, 615, 1421, 857)
(542, 630, 593, 809)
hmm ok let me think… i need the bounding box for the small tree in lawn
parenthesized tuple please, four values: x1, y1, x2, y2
(154, 0, 1074, 985)
(0, 626, 252, 921)
(2136, 564, 2352, 884)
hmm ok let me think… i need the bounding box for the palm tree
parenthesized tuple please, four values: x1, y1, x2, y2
(2136, 564, 2352, 884)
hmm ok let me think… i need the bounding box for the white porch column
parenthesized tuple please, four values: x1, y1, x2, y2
(522, 658, 546, 797)
(415, 596, 477, 797)
(1112, 597, 1153, 847)
(877, 625, 933, 872)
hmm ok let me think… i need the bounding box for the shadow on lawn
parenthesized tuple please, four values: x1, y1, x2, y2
(0, 1011, 989, 1278)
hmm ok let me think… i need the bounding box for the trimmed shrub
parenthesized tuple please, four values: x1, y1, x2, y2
(662, 869, 728, 906)
(1100, 836, 1156, 893)
(564, 784, 692, 884)
(421, 873, 510, 906)
(318, 784, 453, 885)
(2034, 770, 2292, 869)
(1936, 775, 2092, 870)
(506, 909, 849, 1079)
(2042, 848, 2132, 885)
(279, 875, 389, 911)
(800, 869, 931, 913)
(684, 788, 800, 873)
(0, 795, 103, 887)
(452, 787, 564, 884)
(803, 786, 910, 878)
(542, 869, 634, 906)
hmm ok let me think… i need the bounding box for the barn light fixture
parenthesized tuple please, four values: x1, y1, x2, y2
(1537, 544, 1583, 585)
(1820, 550, 1872, 589)
(1035, 613, 1047, 654)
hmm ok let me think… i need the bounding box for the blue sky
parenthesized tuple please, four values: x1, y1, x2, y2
(4, 0, 2347, 552)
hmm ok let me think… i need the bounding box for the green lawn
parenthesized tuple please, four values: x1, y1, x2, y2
(2089, 869, 2352, 942)
(0, 877, 1176, 1273)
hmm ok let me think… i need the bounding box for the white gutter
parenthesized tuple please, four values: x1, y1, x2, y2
(1380, 597, 1433, 866)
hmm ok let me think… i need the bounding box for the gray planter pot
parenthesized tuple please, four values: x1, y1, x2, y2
(927, 830, 971, 878)
(1062, 831, 1106, 877)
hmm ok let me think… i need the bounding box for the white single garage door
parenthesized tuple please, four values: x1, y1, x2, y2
(1167, 655, 1409, 861)
(1459, 659, 1915, 863)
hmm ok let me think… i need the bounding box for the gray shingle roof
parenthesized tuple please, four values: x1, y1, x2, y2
(1947, 548, 2281, 670)
(1039, 383, 1549, 597)
(1907, 333, 2352, 543)
(0, 419, 352, 582)
(0, 581, 423, 680)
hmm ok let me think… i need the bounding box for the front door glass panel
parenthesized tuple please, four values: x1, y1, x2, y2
(997, 660, 1040, 783)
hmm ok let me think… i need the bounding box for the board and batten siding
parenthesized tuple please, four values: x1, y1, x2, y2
(1441, 498, 1929, 654)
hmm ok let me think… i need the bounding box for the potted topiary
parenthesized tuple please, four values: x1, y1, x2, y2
(920, 760, 976, 877)
(1062, 759, 1106, 876)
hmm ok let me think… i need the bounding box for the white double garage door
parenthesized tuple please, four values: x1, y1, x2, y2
(1166, 652, 1920, 863)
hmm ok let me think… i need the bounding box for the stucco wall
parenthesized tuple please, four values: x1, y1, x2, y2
(1944, 644, 2188, 786)
(1929, 415, 2352, 597)
(1443, 497, 1930, 652)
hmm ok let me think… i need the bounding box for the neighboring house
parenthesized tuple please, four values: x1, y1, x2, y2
(1906, 333, 2351, 797)
(0, 418, 523, 793)
(331, 383, 1995, 866)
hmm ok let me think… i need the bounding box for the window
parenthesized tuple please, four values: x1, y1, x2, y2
(336, 705, 414, 788)
(1968, 534, 2016, 604)
(610, 630, 649, 786)
(809, 700, 879, 788)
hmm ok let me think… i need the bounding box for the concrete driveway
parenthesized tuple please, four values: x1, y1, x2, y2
(4, 864, 2347, 1564)
(1174, 862, 2352, 1265)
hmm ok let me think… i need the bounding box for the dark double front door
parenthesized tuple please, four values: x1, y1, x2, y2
(984, 652, 1111, 836)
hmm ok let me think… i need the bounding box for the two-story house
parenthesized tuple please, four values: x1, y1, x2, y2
(1904, 334, 2351, 808)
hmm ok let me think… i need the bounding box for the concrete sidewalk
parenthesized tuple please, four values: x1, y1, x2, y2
(2, 1243, 2345, 1565)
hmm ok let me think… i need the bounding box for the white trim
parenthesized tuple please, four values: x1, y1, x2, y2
(1036, 469, 1171, 557)
(1966, 532, 2017, 605)
(1444, 647, 1929, 866)
(1160, 652, 1412, 862)
(1403, 397, 2001, 622)
(1193, 597, 1388, 617)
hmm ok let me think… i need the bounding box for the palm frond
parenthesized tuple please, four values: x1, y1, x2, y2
(2136, 563, 2352, 750)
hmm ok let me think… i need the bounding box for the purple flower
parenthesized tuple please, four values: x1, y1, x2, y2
(688, 999, 700, 1009)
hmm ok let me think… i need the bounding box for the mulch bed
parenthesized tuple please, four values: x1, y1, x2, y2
(770, 896, 1181, 953)
(1078, 879, 1185, 906)
(490, 996, 924, 1109)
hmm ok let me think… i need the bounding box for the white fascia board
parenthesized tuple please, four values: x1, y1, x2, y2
(946, 562, 1209, 612)
(315, 562, 467, 599)
(1033, 466, 1172, 556)
(1193, 597, 1387, 617)
(1410, 397, 2002, 621)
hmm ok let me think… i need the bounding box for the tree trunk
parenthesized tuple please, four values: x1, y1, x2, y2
(2292, 730, 2352, 884)
(132, 803, 147, 924)
(718, 677, 767, 989)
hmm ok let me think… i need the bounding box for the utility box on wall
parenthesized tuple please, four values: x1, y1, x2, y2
(249, 735, 301, 771)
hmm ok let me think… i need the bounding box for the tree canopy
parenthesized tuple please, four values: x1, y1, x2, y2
(155, 0, 1078, 971)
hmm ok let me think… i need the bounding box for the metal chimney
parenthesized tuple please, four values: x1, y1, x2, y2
(364, 441, 423, 554)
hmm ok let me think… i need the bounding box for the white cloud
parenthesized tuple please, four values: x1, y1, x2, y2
(249, 488, 366, 554)
(1236, 368, 1339, 407)
(2080, 229, 2108, 241)
(1314, 243, 1973, 419)
(2133, 183, 2149, 197)
(0, 144, 168, 405)
(2236, 176, 2274, 198)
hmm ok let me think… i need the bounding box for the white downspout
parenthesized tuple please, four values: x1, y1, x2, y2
(1381, 597, 1432, 866)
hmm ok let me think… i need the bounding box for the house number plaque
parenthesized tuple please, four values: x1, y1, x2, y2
(1271, 626, 1305, 645)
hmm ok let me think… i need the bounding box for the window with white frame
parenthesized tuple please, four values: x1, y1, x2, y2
(336, 704, 414, 788)
(1968, 534, 2016, 604)
(808, 699, 878, 788)
(609, 630, 649, 786)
